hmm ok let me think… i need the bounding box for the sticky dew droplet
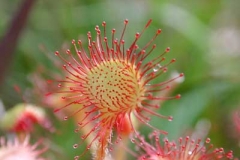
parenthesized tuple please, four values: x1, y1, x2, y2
(168, 116, 173, 121)
(109, 147, 113, 152)
(153, 64, 162, 72)
(73, 144, 78, 149)
(206, 138, 211, 143)
(131, 139, 135, 143)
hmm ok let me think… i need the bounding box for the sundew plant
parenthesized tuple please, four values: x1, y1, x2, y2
(0, 1, 240, 160)
(48, 19, 183, 159)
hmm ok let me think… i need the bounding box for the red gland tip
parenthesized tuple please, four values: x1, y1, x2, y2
(205, 138, 211, 143)
(95, 25, 99, 30)
(168, 116, 173, 121)
(112, 29, 116, 33)
(219, 148, 224, 152)
(104, 37, 107, 42)
(165, 47, 170, 52)
(156, 29, 162, 35)
(179, 137, 183, 142)
(175, 94, 181, 99)
(124, 19, 129, 24)
(55, 51, 59, 56)
(78, 40, 81, 44)
(72, 39, 76, 44)
(141, 50, 146, 54)
(163, 68, 168, 72)
(135, 32, 140, 39)
(179, 73, 184, 77)
(102, 21, 106, 26)
(171, 59, 176, 63)
(226, 151, 233, 159)
(66, 49, 70, 54)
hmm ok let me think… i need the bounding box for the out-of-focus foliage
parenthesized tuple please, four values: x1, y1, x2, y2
(0, 0, 240, 159)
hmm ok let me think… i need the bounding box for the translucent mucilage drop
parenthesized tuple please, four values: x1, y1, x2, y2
(73, 144, 78, 149)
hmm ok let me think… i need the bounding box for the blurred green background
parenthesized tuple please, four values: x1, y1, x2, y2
(0, 0, 240, 159)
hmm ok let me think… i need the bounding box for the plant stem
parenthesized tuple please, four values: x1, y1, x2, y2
(0, 0, 36, 85)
